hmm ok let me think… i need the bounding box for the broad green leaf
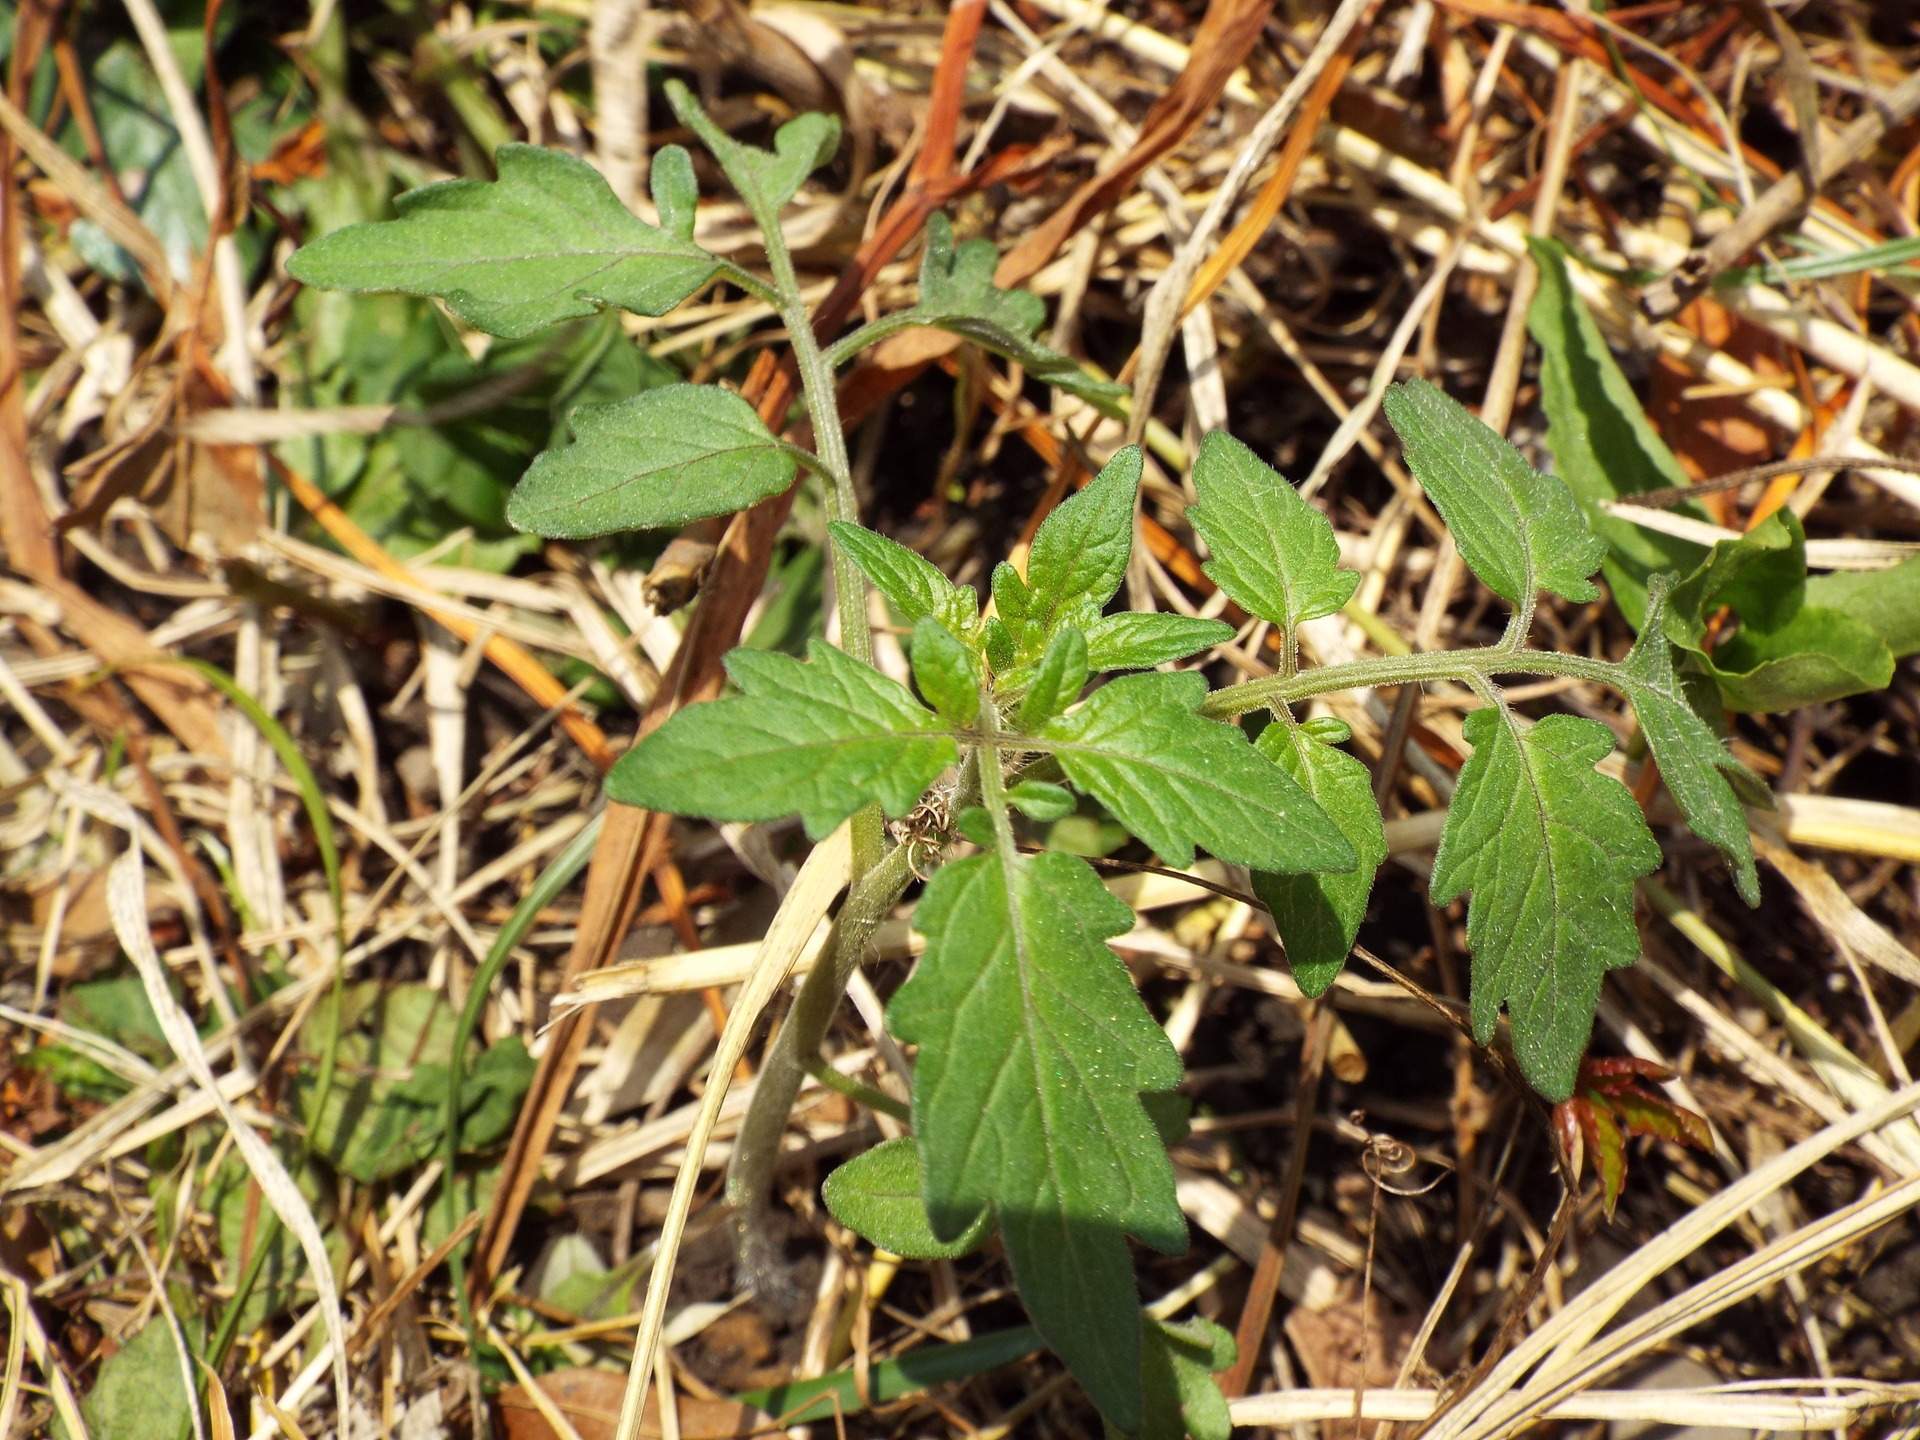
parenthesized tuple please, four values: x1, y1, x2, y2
(1527, 236, 1705, 626)
(67, 1309, 202, 1440)
(1383, 377, 1605, 607)
(608, 639, 956, 835)
(506, 384, 794, 537)
(1018, 626, 1090, 731)
(910, 617, 982, 725)
(1128, 1318, 1237, 1440)
(824, 1137, 994, 1259)
(1252, 715, 1385, 996)
(1187, 431, 1358, 632)
(1620, 576, 1764, 904)
(1806, 556, 1920, 657)
(665, 79, 839, 215)
(889, 848, 1186, 1429)
(208, 1144, 312, 1332)
(905, 214, 1128, 410)
(739, 1327, 1044, 1425)
(286, 144, 718, 339)
(829, 521, 979, 639)
(1663, 512, 1895, 711)
(1040, 671, 1355, 874)
(1020, 449, 1142, 652)
(1432, 709, 1661, 1101)
(1084, 612, 1235, 671)
(1008, 780, 1076, 821)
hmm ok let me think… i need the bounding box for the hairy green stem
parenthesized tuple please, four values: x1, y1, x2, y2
(804, 1055, 912, 1123)
(727, 833, 915, 1292)
(1199, 643, 1622, 720)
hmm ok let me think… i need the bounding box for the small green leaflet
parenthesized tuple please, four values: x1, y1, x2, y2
(1133, 1318, 1237, 1440)
(1007, 780, 1076, 821)
(507, 384, 795, 537)
(1041, 671, 1355, 874)
(905, 214, 1127, 411)
(1431, 708, 1661, 1101)
(1526, 237, 1705, 628)
(1252, 715, 1386, 996)
(606, 639, 956, 836)
(889, 847, 1187, 1430)
(829, 521, 980, 640)
(286, 144, 718, 339)
(665, 79, 839, 215)
(1017, 626, 1090, 731)
(1383, 377, 1605, 607)
(1187, 431, 1358, 634)
(1620, 577, 1764, 905)
(910, 617, 982, 725)
(1018, 449, 1141, 654)
(1084, 612, 1235, 670)
(824, 1137, 994, 1259)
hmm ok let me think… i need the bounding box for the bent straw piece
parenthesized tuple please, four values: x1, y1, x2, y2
(1231, 1382, 1920, 1430)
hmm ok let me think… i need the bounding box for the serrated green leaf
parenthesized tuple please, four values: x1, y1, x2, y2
(1527, 236, 1706, 627)
(506, 384, 795, 537)
(1383, 377, 1605, 607)
(1021, 450, 1142, 653)
(1124, 1318, 1237, 1440)
(829, 521, 979, 638)
(1040, 671, 1355, 874)
(1084, 612, 1235, 671)
(984, 616, 1016, 673)
(1432, 708, 1661, 1101)
(664, 80, 839, 214)
(911, 617, 982, 725)
(906, 214, 1128, 411)
(286, 144, 718, 339)
(1252, 715, 1386, 996)
(1806, 556, 1920, 658)
(1008, 781, 1076, 821)
(650, 144, 699, 240)
(607, 639, 957, 836)
(1018, 626, 1090, 731)
(1620, 576, 1763, 905)
(824, 1137, 995, 1258)
(1187, 432, 1358, 634)
(889, 847, 1186, 1429)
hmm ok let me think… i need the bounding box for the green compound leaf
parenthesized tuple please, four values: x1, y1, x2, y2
(889, 847, 1187, 1430)
(1019, 449, 1142, 654)
(910, 617, 982, 726)
(1526, 236, 1706, 628)
(286, 144, 719, 339)
(829, 521, 980, 640)
(905, 214, 1128, 411)
(1126, 1318, 1238, 1440)
(1085, 612, 1235, 671)
(1018, 625, 1090, 731)
(1040, 671, 1355, 874)
(825, 1137, 995, 1259)
(1432, 708, 1661, 1101)
(665, 79, 839, 214)
(1383, 377, 1605, 607)
(1187, 431, 1358, 633)
(506, 384, 795, 538)
(607, 639, 956, 836)
(1252, 715, 1386, 997)
(1620, 576, 1765, 905)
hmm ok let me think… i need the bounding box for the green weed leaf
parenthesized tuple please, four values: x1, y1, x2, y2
(68, 1310, 202, 1440)
(1084, 613, 1235, 670)
(829, 521, 979, 639)
(1527, 236, 1705, 626)
(889, 847, 1186, 1429)
(904, 214, 1127, 410)
(507, 384, 795, 537)
(1806, 556, 1920, 657)
(1040, 671, 1355, 874)
(1252, 715, 1386, 996)
(1126, 1318, 1237, 1440)
(910, 617, 983, 725)
(1620, 576, 1764, 904)
(607, 639, 957, 835)
(286, 144, 718, 339)
(1187, 431, 1357, 634)
(1432, 708, 1660, 1100)
(1018, 626, 1090, 730)
(1008, 780, 1076, 821)
(665, 79, 839, 214)
(824, 1137, 994, 1259)
(1018, 449, 1141, 654)
(1383, 377, 1604, 607)
(650, 144, 700, 240)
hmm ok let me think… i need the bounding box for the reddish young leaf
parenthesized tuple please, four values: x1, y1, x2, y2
(1607, 1085, 1714, 1152)
(1575, 1087, 1629, 1216)
(1552, 1097, 1585, 1183)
